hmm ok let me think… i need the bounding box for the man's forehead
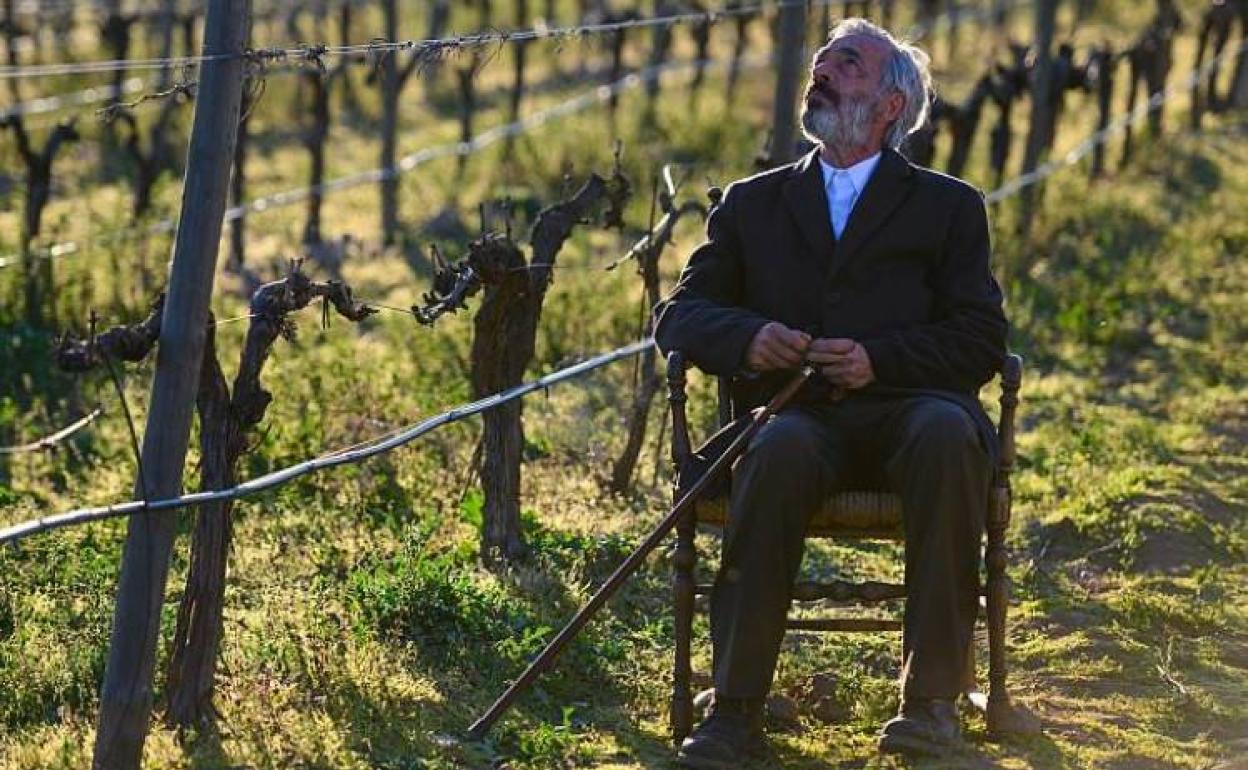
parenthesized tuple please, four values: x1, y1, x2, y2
(815, 33, 890, 63)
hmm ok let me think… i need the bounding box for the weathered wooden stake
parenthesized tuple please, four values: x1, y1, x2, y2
(1090, 44, 1116, 178)
(643, 0, 677, 121)
(91, 0, 247, 765)
(1232, 2, 1248, 108)
(725, 8, 750, 103)
(1019, 0, 1057, 234)
(379, 0, 401, 246)
(301, 68, 332, 245)
(227, 0, 252, 271)
(769, 0, 807, 164)
(504, 0, 530, 161)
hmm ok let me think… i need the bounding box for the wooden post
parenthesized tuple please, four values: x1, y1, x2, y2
(1019, 0, 1058, 234)
(379, 0, 400, 246)
(101, 7, 137, 114)
(1090, 44, 1115, 178)
(227, 88, 250, 269)
(769, 0, 807, 164)
(422, 0, 451, 106)
(375, 0, 425, 244)
(643, 0, 676, 121)
(725, 7, 750, 104)
(688, 3, 712, 105)
(945, 73, 993, 178)
(227, 0, 252, 270)
(504, 0, 530, 161)
(604, 13, 634, 134)
(91, 0, 247, 765)
(1232, 3, 1248, 109)
(454, 61, 478, 179)
(301, 68, 331, 245)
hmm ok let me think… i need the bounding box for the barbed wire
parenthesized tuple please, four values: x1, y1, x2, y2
(0, 0, 854, 80)
(0, 52, 771, 268)
(0, 337, 653, 547)
(7, 0, 371, 19)
(0, 0, 1021, 266)
(985, 37, 1248, 204)
(0, 408, 103, 454)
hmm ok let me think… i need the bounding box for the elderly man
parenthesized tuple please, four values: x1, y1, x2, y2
(654, 18, 1007, 767)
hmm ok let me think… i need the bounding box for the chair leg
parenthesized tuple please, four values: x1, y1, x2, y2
(670, 510, 697, 743)
(984, 483, 1041, 736)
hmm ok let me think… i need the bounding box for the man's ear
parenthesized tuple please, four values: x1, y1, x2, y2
(882, 90, 906, 123)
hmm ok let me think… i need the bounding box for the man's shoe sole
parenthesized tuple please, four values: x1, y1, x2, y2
(877, 731, 961, 758)
(676, 738, 767, 769)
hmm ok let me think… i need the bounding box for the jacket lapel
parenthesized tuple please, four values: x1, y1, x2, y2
(781, 149, 836, 271)
(826, 148, 916, 282)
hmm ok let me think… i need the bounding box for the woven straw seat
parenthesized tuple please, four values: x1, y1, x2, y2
(693, 490, 903, 539)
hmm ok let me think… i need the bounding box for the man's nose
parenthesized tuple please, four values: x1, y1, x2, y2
(811, 59, 836, 86)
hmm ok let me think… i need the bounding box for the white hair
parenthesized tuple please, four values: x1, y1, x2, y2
(826, 18, 933, 149)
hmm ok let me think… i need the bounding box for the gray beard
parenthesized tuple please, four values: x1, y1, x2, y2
(800, 94, 876, 153)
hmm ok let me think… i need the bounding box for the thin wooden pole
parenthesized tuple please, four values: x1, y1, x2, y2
(769, 0, 807, 164)
(91, 0, 247, 766)
(1018, 0, 1057, 234)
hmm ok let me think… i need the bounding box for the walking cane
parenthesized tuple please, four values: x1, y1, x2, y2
(467, 364, 817, 739)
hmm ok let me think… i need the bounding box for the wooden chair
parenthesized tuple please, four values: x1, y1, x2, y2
(664, 350, 1039, 742)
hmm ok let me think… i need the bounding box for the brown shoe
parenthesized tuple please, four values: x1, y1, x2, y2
(878, 697, 964, 757)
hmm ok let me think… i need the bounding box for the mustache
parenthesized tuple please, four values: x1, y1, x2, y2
(805, 83, 840, 105)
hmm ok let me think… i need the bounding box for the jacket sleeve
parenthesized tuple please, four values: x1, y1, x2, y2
(653, 183, 771, 377)
(860, 186, 1007, 392)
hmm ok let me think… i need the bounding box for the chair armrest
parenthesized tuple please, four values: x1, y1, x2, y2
(666, 350, 693, 472)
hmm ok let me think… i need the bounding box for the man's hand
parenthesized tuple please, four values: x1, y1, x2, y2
(745, 322, 811, 372)
(807, 337, 875, 389)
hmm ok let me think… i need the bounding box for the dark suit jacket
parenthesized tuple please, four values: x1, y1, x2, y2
(653, 147, 1008, 459)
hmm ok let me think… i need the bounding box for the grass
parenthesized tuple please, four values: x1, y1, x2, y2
(2, 1, 1247, 767)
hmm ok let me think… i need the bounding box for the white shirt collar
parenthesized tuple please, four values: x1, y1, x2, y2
(818, 151, 882, 197)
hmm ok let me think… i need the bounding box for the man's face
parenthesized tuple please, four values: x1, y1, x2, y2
(800, 33, 895, 153)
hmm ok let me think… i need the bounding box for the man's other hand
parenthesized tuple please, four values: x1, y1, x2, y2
(807, 337, 875, 389)
(745, 322, 811, 372)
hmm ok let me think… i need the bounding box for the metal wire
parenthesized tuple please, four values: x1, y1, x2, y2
(986, 37, 1248, 204)
(0, 408, 103, 454)
(0, 0, 846, 79)
(0, 53, 771, 269)
(0, 338, 654, 547)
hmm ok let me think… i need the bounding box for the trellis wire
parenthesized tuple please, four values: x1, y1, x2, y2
(0, 52, 771, 268)
(0, 0, 1008, 266)
(0, 0, 851, 80)
(0, 77, 148, 121)
(985, 38, 1248, 204)
(0, 408, 103, 454)
(0, 338, 653, 547)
